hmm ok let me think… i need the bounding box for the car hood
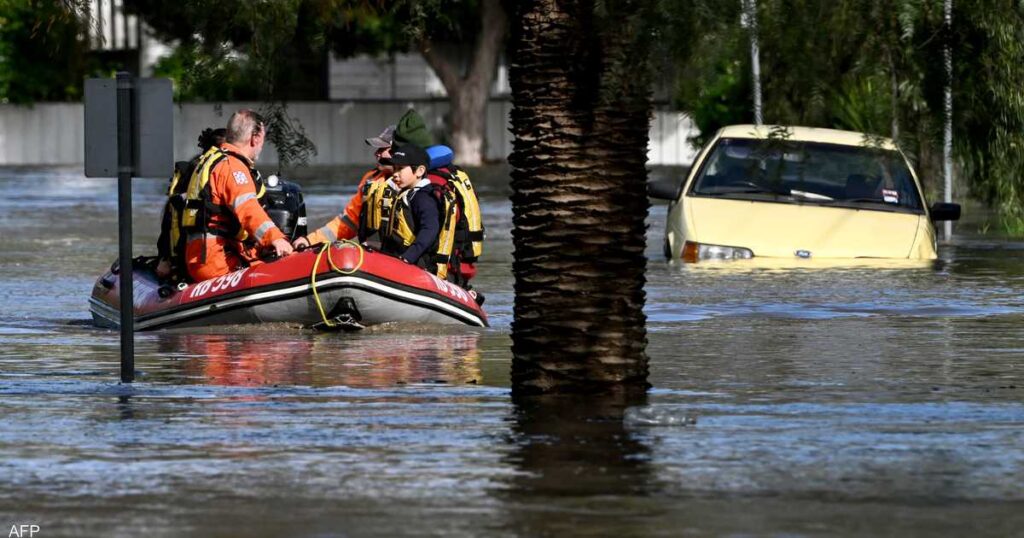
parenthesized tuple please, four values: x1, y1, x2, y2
(686, 196, 923, 259)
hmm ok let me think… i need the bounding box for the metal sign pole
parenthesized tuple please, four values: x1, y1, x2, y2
(85, 74, 171, 382)
(116, 72, 134, 383)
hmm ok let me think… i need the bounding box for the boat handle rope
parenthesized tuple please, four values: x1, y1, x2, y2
(311, 240, 365, 328)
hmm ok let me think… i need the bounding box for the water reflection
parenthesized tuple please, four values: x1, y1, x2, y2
(151, 331, 483, 388)
(497, 393, 658, 535)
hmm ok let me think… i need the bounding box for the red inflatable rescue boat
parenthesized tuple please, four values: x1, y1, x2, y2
(89, 243, 488, 330)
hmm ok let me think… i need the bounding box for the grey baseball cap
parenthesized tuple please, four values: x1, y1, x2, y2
(365, 124, 396, 148)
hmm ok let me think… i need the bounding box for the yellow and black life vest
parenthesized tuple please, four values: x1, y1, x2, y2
(159, 158, 197, 267)
(181, 146, 265, 236)
(427, 166, 484, 262)
(359, 167, 482, 281)
(370, 181, 458, 280)
(358, 177, 402, 250)
(172, 147, 265, 264)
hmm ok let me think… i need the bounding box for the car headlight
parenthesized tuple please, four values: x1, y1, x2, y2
(681, 241, 754, 262)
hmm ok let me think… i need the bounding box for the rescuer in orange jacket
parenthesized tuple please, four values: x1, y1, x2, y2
(184, 110, 294, 282)
(294, 110, 437, 249)
(293, 124, 397, 247)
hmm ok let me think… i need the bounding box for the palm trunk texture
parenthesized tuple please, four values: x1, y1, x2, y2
(507, 0, 653, 395)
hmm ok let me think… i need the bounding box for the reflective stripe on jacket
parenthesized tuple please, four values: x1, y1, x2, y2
(184, 143, 284, 281)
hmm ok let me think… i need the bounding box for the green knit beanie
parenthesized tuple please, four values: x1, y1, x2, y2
(393, 109, 434, 147)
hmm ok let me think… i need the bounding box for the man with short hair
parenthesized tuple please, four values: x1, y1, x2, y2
(184, 109, 293, 281)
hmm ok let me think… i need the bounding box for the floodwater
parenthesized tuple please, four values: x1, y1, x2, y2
(1, 166, 1022, 537)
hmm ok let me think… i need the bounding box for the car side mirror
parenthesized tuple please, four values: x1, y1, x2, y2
(929, 202, 961, 222)
(648, 178, 682, 201)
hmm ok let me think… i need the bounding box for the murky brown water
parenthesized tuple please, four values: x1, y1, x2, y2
(1, 166, 1022, 537)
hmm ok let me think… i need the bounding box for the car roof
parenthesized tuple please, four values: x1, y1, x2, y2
(716, 125, 898, 150)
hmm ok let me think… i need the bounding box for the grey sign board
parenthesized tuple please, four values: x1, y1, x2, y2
(133, 78, 173, 178)
(84, 79, 117, 177)
(84, 77, 173, 178)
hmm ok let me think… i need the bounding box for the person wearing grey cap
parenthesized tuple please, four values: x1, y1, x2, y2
(292, 124, 399, 248)
(293, 110, 436, 250)
(365, 124, 396, 149)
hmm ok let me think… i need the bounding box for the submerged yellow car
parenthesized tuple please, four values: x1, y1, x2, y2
(651, 125, 960, 262)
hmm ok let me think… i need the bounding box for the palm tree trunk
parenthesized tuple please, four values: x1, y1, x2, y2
(507, 0, 652, 395)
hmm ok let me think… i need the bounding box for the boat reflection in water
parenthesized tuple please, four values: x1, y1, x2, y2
(152, 330, 483, 388)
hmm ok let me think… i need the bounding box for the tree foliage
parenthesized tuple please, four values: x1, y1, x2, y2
(666, 0, 1024, 231)
(126, 0, 365, 101)
(150, 43, 255, 101)
(127, 0, 507, 164)
(126, 0, 498, 101)
(947, 4, 1024, 231)
(259, 101, 318, 173)
(0, 0, 111, 104)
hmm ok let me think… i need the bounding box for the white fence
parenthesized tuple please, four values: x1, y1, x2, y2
(0, 101, 697, 168)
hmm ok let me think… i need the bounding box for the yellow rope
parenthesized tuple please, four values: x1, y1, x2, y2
(310, 240, 365, 328)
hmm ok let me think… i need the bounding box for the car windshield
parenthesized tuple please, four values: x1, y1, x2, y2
(689, 137, 923, 211)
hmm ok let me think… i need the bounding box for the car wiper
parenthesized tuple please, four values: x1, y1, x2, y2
(839, 198, 887, 204)
(829, 198, 909, 210)
(701, 186, 788, 196)
(789, 189, 833, 201)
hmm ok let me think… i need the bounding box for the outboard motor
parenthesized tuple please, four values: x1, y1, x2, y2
(262, 174, 307, 241)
